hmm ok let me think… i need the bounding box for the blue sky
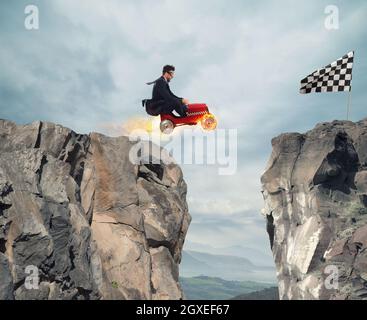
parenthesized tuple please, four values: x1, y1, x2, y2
(1, 0, 367, 258)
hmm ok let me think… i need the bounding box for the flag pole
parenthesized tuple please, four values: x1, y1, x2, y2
(346, 90, 352, 120)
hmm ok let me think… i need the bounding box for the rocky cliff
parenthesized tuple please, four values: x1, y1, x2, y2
(0, 119, 191, 300)
(261, 119, 367, 300)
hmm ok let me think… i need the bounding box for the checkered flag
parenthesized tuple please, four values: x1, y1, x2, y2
(300, 51, 354, 94)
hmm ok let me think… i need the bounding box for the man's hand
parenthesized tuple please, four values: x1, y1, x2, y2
(182, 98, 190, 105)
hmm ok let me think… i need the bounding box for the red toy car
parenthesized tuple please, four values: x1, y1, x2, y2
(160, 103, 217, 134)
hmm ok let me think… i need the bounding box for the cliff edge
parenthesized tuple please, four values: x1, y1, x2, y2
(0, 119, 191, 300)
(261, 119, 367, 300)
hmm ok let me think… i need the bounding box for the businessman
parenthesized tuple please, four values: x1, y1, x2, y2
(143, 65, 189, 117)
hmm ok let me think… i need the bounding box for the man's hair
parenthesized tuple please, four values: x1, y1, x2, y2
(162, 65, 175, 74)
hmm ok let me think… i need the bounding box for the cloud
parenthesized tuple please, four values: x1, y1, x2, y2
(1, 0, 367, 253)
(186, 210, 270, 251)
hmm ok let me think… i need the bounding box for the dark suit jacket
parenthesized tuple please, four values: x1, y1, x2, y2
(143, 76, 183, 116)
(151, 76, 183, 105)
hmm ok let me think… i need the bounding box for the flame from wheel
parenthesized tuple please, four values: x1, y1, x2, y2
(201, 113, 217, 131)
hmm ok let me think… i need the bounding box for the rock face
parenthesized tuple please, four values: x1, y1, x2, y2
(261, 119, 367, 300)
(0, 119, 191, 300)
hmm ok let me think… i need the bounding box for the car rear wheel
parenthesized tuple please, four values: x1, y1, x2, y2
(160, 119, 175, 134)
(201, 113, 217, 131)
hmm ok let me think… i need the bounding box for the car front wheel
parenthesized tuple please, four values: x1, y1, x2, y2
(201, 113, 217, 131)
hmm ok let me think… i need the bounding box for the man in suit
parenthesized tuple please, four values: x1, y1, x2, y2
(143, 65, 189, 117)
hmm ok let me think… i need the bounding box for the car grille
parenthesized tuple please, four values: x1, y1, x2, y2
(187, 111, 207, 116)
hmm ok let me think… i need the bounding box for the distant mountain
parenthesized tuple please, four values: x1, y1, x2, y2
(180, 250, 277, 283)
(230, 287, 279, 300)
(180, 276, 275, 300)
(181, 250, 212, 270)
(183, 241, 274, 266)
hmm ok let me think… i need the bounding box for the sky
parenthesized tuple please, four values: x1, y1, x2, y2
(1, 0, 367, 260)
